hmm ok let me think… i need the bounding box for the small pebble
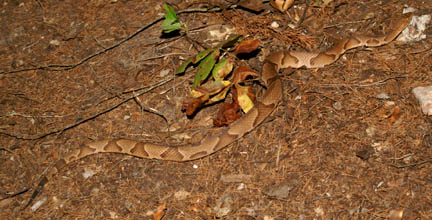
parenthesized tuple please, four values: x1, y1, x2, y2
(50, 39, 60, 46)
(412, 86, 432, 115)
(271, 21, 279, 28)
(377, 93, 390, 99)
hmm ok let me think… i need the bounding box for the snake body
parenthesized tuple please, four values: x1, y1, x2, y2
(25, 13, 412, 209)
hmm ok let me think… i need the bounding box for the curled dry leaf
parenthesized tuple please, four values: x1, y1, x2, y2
(209, 86, 231, 104)
(237, 0, 265, 12)
(183, 80, 231, 116)
(192, 80, 232, 98)
(153, 203, 166, 220)
(181, 96, 207, 116)
(389, 106, 402, 126)
(235, 83, 255, 113)
(234, 39, 260, 55)
(232, 65, 259, 84)
(214, 98, 241, 127)
(270, 0, 294, 12)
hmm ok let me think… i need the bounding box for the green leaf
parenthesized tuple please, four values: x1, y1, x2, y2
(163, 3, 178, 20)
(160, 4, 181, 33)
(216, 35, 243, 48)
(212, 59, 233, 80)
(175, 57, 193, 74)
(192, 50, 220, 88)
(192, 48, 214, 64)
(175, 49, 215, 75)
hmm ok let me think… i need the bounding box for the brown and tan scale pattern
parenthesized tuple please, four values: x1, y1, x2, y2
(23, 12, 413, 210)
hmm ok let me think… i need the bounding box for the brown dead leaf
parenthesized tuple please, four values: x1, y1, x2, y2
(153, 203, 166, 220)
(234, 39, 260, 55)
(389, 106, 402, 126)
(213, 101, 241, 127)
(181, 96, 207, 116)
(214, 89, 241, 127)
(183, 80, 232, 116)
(232, 65, 258, 84)
(238, 0, 265, 12)
(270, 0, 294, 12)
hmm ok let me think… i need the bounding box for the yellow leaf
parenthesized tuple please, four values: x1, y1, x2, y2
(190, 89, 204, 98)
(209, 86, 230, 104)
(235, 84, 255, 113)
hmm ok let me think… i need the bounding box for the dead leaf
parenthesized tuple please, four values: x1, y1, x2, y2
(232, 65, 259, 84)
(235, 84, 255, 113)
(193, 80, 231, 97)
(208, 86, 231, 104)
(214, 98, 241, 127)
(181, 96, 207, 116)
(270, 0, 294, 12)
(234, 39, 260, 55)
(389, 106, 402, 126)
(153, 203, 166, 220)
(237, 0, 265, 12)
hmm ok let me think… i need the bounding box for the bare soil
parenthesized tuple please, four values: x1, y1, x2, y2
(1, 0, 431, 219)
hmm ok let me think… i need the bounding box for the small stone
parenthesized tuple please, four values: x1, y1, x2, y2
(159, 69, 170, 77)
(398, 14, 430, 42)
(237, 183, 245, 190)
(388, 209, 404, 220)
(377, 93, 390, 99)
(31, 197, 47, 211)
(271, 21, 279, 28)
(213, 194, 233, 217)
(333, 101, 342, 110)
(263, 181, 298, 199)
(314, 206, 324, 216)
(412, 86, 432, 115)
(174, 190, 191, 200)
(109, 210, 118, 219)
(49, 39, 60, 46)
(83, 167, 96, 179)
(365, 126, 376, 137)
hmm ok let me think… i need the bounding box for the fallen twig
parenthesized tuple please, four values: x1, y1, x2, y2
(0, 77, 174, 140)
(391, 159, 432, 168)
(0, 6, 230, 75)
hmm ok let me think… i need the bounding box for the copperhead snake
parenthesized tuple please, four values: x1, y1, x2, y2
(24, 12, 413, 209)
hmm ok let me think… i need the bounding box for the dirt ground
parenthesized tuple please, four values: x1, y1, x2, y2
(1, 0, 431, 219)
